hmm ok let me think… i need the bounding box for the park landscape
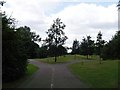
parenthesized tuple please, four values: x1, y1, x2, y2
(1, 0, 120, 89)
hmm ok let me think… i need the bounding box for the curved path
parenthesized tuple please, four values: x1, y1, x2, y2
(4, 59, 93, 88)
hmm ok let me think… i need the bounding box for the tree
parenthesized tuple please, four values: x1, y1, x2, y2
(16, 26, 41, 58)
(96, 31, 105, 63)
(38, 45, 48, 58)
(2, 14, 28, 82)
(80, 36, 94, 59)
(57, 45, 67, 56)
(71, 39, 80, 54)
(2, 13, 41, 82)
(101, 30, 120, 60)
(45, 18, 68, 62)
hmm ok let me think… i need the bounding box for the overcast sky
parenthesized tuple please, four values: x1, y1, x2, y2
(2, 0, 119, 49)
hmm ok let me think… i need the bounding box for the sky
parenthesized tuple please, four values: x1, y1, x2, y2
(1, 0, 119, 51)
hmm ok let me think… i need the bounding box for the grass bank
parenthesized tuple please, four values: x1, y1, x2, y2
(68, 60, 118, 88)
(26, 63, 39, 76)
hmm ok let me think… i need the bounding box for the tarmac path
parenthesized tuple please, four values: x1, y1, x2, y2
(4, 59, 92, 88)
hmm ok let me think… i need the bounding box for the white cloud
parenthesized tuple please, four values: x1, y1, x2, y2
(2, 1, 118, 48)
(47, 3, 118, 47)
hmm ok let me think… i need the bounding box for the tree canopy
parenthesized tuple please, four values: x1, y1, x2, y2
(45, 18, 68, 62)
(71, 39, 80, 54)
(101, 30, 120, 60)
(79, 36, 94, 59)
(2, 14, 41, 82)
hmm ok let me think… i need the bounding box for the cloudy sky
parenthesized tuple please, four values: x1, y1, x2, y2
(2, 0, 119, 49)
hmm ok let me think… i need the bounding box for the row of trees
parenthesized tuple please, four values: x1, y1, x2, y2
(71, 30, 120, 60)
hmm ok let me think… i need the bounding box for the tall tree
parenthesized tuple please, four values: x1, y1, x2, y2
(16, 26, 41, 58)
(2, 14, 28, 82)
(2, 13, 41, 82)
(45, 18, 68, 62)
(96, 31, 105, 64)
(71, 39, 80, 54)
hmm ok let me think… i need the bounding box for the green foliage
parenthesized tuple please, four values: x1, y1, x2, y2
(38, 45, 48, 58)
(96, 31, 105, 57)
(45, 18, 68, 62)
(101, 30, 120, 60)
(79, 36, 94, 59)
(26, 64, 39, 76)
(16, 26, 41, 59)
(57, 45, 67, 56)
(47, 45, 67, 57)
(2, 14, 40, 82)
(71, 39, 80, 54)
(69, 60, 118, 88)
(2, 14, 27, 82)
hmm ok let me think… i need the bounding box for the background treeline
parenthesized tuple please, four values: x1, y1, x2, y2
(71, 31, 120, 60)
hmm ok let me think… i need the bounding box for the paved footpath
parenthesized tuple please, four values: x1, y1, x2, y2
(5, 59, 92, 88)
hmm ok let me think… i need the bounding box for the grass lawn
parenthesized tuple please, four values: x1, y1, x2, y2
(34, 55, 99, 64)
(35, 55, 75, 64)
(26, 63, 39, 76)
(74, 54, 100, 60)
(68, 60, 118, 88)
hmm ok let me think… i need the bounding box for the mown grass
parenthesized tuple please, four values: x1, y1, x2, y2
(73, 54, 100, 60)
(68, 60, 118, 88)
(35, 54, 100, 64)
(26, 64, 39, 76)
(35, 55, 75, 64)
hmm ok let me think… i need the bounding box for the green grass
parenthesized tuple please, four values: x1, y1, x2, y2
(74, 54, 100, 60)
(68, 60, 118, 88)
(26, 64, 39, 76)
(3, 64, 39, 88)
(34, 55, 100, 64)
(35, 55, 75, 64)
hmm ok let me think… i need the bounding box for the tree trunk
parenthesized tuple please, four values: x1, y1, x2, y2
(55, 56, 57, 62)
(87, 55, 88, 59)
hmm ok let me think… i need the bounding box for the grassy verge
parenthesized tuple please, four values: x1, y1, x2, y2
(68, 60, 118, 88)
(26, 63, 39, 76)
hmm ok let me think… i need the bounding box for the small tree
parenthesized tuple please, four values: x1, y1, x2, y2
(96, 31, 105, 64)
(80, 36, 94, 59)
(71, 39, 80, 59)
(71, 39, 79, 54)
(45, 18, 68, 62)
